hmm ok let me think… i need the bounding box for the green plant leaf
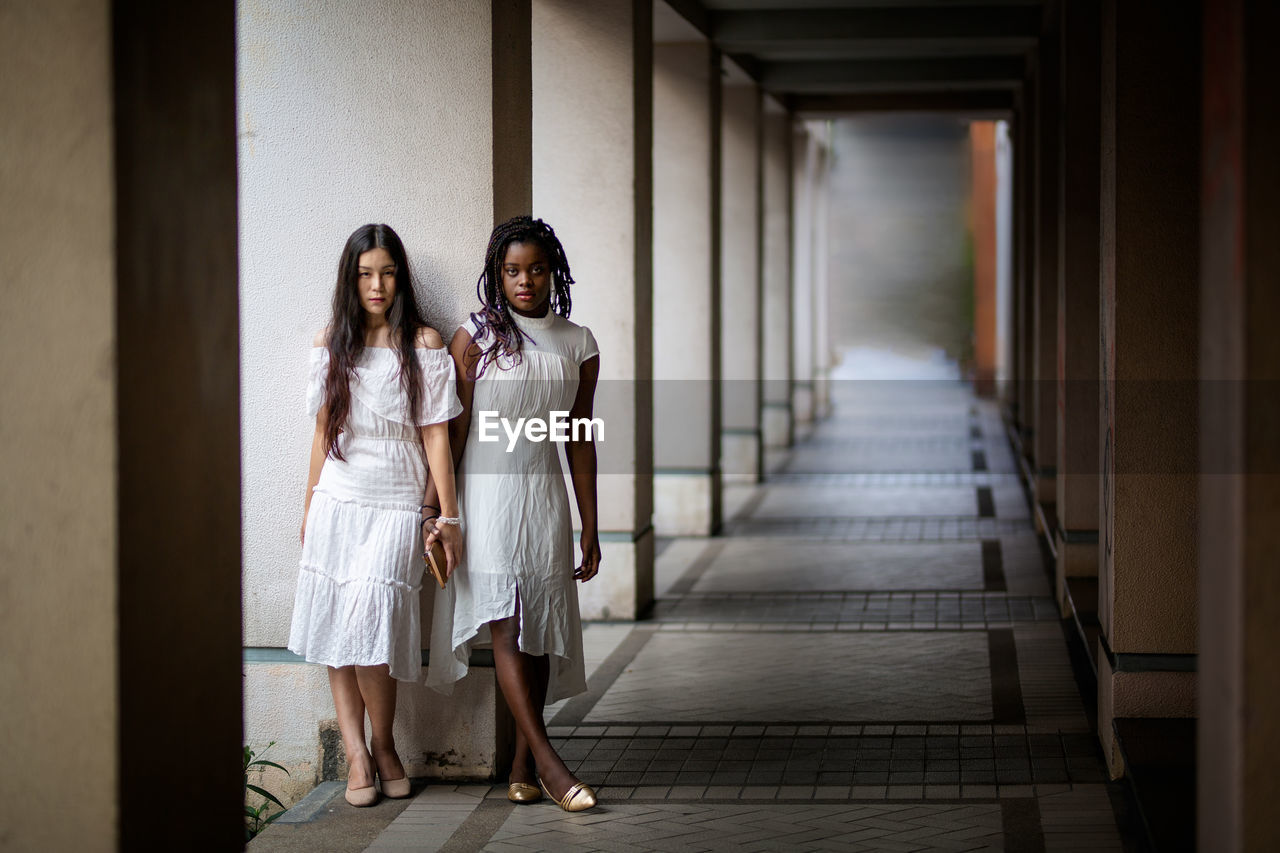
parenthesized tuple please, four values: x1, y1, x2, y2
(248, 759, 290, 774)
(247, 784, 285, 809)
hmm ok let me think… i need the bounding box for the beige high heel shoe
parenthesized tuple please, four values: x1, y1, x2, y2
(380, 774, 411, 799)
(540, 778, 597, 812)
(344, 783, 378, 807)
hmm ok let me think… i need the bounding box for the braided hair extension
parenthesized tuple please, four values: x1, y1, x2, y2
(322, 223, 427, 461)
(468, 215, 574, 379)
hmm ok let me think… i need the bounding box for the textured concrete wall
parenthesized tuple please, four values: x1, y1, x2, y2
(0, 2, 117, 847)
(533, 0, 654, 619)
(1098, 0, 1200, 655)
(238, 0, 494, 647)
(653, 40, 721, 535)
(237, 0, 503, 792)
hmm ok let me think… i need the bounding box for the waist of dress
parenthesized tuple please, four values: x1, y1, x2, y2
(344, 433, 420, 445)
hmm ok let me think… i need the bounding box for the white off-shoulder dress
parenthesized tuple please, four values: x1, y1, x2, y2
(427, 310, 598, 703)
(288, 345, 462, 682)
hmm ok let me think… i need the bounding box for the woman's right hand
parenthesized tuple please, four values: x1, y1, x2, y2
(424, 522, 463, 578)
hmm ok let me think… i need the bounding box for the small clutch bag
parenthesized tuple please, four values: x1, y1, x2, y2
(423, 538, 447, 589)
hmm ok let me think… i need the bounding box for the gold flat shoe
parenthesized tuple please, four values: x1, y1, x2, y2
(507, 782, 543, 803)
(344, 784, 378, 807)
(381, 775, 411, 799)
(540, 779, 597, 812)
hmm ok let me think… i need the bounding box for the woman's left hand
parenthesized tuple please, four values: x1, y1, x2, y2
(575, 529, 601, 582)
(424, 521, 463, 578)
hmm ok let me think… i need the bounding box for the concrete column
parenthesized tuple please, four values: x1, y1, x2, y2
(995, 122, 1015, 399)
(1032, 12, 1061, 518)
(2, 1, 243, 847)
(2, 4, 118, 848)
(652, 38, 722, 536)
(761, 98, 794, 449)
(1054, 0, 1101, 615)
(720, 78, 764, 481)
(1097, 0, 1201, 776)
(811, 122, 834, 420)
(1012, 93, 1036, 456)
(533, 0, 654, 618)
(239, 0, 527, 794)
(791, 125, 818, 432)
(1199, 1, 1280, 847)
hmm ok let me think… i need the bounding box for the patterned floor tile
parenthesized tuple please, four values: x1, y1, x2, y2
(482, 803, 1004, 853)
(687, 540, 985, 593)
(583, 632, 992, 723)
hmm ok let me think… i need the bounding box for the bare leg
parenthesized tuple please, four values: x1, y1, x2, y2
(328, 666, 375, 790)
(355, 664, 406, 783)
(509, 654, 549, 784)
(490, 616, 578, 798)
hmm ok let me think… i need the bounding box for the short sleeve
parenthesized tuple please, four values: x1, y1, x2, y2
(415, 346, 464, 426)
(579, 325, 599, 364)
(305, 347, 329, 418)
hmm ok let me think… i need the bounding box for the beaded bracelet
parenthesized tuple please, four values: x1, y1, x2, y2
(435, 516, 461, 526)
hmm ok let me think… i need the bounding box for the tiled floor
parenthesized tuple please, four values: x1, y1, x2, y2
(364, 379, 1132, 852)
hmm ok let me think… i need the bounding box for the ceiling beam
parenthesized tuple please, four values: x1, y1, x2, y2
(713, 6, 1040, 49)
(760, 56, 1026, 93)
(788, 90, 1016, 117)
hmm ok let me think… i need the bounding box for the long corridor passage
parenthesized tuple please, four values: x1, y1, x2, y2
(366, 377, 1130, 852)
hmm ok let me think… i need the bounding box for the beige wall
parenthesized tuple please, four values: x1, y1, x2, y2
(0, 1, 118, 848)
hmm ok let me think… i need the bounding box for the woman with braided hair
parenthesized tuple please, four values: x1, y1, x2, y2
(425, 215, 601, 812)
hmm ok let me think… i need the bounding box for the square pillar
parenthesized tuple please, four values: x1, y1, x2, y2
(1032, 14, 1061, 516)
(1198, 0, 1280, 847)
(761, 97, 794, 449)
(719, 77, 763, 482)
(533, 0, 654, 619)
(1055, 0, 1102, 616)
(239, 0, 530, 794)
(1012, 93, 1036, 458)
(1013, 92, 1034, 450)
(2, 1, 244, 847)
(652, 38, 722, 536)
(811, 122, 834, 420)
(791, 125, 820, 431)
(1097, 0, 1201, 776)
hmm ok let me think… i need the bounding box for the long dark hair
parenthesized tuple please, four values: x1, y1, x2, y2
(322, 223, 425, 460)
(469, 215, 574, 378)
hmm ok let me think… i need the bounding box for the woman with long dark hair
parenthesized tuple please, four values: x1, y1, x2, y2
(425, 215, 601, 812)
(289, 223, 463, 807)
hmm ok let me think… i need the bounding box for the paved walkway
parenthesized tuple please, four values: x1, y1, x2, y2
(265, 374, 1135, 852)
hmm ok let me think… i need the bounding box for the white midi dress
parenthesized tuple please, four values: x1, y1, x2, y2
(288, 345, 462, 682)
(427, 310, 598, 703)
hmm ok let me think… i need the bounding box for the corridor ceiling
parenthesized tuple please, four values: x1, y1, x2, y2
(656, 0, 1043, 117)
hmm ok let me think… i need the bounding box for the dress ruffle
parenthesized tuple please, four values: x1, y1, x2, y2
(306, 346, 463, 426)
(288, 490, 425, 681)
